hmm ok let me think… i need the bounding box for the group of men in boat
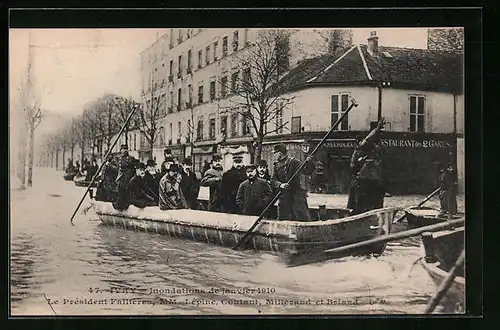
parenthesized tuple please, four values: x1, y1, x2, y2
(65, 158, 98, 182)
(88, 116, 457, 220)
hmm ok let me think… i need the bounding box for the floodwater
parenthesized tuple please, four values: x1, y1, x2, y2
(10, 167, 465, 316)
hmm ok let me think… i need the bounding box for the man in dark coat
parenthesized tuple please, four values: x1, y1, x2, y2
(200, 154, 224, 212)
(85, 158, 99, 182)
(128, 162, 158, 208)
(95, 155, 118, 202)
(112, 156, 137, 211)
(180, 157, 201, 209)
(271, 143, 314, 221)
(219, 153, 247, 214)
(236, 164, 274, 216)
(347, 118, 386, 215)
(437, 163, 458, 218)
(144, 159, 160, 203)
(116, 144, 134, 181)
(257, 159, 271, 181)
(160, 148, 176, 178)
(159, 164, 187, 210)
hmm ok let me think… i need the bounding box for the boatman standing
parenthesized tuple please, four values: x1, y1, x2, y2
(236, 164, 274, 216)
(437, 163, 458, 218)
(112, 156, 137, 211)
(347, 118, 386, 215)
(116, 144, 133, 181)
(200, 154, 224, 212)
(95, 155, 118, 202)
(218, 152, 247, 214)
(271, 143, 314, 221)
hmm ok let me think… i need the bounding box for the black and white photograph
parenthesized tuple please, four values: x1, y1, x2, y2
(10, 24, 468, 315)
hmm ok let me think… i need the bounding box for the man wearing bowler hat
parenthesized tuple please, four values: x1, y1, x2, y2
(160, 148, 176, 178)
(179, 157, 200, 209)
(128, 162, 158, 208)
(236, 164, 273, 216)
(200, 154, 224, 212)
(144, 159, 160, 203)
(271, 143, 314, 221)
(159, 163, 187, 210)
(218, 152, 247, 214)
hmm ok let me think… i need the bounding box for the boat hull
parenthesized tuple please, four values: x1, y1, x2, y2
(64, 172, 77, 181)
(90, 201, 397, 255)
(405, 206, 464, 228)
(74, 177, 97, 187)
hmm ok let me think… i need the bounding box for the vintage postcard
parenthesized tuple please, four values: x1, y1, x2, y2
(10, 25, 467, 316)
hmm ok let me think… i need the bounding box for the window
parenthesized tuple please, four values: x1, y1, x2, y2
(242, 114, 251, 136)
(222, 36, 228, 57)
(177, 122, 182, 144)
(275, 106, 284, 134)
(331, 93, 349, 131)
(205, 46, 210, 65)
(133, 133, 137, 151)
(231, 113, 239, 137)
(210, 81, 216, 101)
(178, 55, 182, 78)
(169, 60, 173, 81)
(169, 29, 174, 48)
(178, 29, 183, 43)
(221, 76, 228, 98)
(198, 50, 203, 69)
(231, 71, 239, 93)
(168, 123, 173, 145)
(177, 88, 182, 110)
(220, 115, 228, 136)
(198, 83, 204, 103)
(209, 118, 216, 140)
(242, 68, 251, 89)
(409, 95, 426, 132)
(291, 116, 301, 133)
(169, 91, 174, 112)
(187, 119, 191, 143)
(187, 29, 191, 39)
(213, 41, 218, 61)
(187, 50, 192, 73)
(197, 117, 204, 141)
(233, 30, 239, 51)
(244, 29, 249, 46)
(157, 126, 165, 147)
(187, 84, 192, 106)
(160, 93, 166, 116)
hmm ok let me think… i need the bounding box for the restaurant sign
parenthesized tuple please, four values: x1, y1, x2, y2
(320, 139, 453, 149)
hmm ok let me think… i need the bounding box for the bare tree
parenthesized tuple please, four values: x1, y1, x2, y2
(226, 29, 295, 162)
(110, 95, 141, 147)
(138, 80, 164, 158)
(428, 28, 464, 53)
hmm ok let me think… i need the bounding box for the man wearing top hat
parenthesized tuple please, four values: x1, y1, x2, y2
(159, 163, 187, 210)
(271, 143, 314, 221)
(200, 154, 224, 212)
(128, 161, 158, 208)
(179, 157, 200, 209)
(236, 164, 274, 216)
(218, 152, 247, 214)
(144, 159, 160, 203)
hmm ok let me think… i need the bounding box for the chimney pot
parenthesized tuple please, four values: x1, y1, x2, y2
(367, 30, 379, 56)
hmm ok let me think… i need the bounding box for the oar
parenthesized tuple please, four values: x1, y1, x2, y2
(393, 187, 442, 224)
(424, 248, 465, 313)
(69, 104, 140, 225)
(232, 98, 359, 250)
(284, 217, 464, 267)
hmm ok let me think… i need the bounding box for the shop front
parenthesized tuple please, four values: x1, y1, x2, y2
(192, 145, 216, 176)
(219, 144, 252, 170)
(262, 132, 456, 195)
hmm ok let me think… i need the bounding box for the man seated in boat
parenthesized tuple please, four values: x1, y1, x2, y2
(236, 164, 273, 216)
(271, 143, 314, 221)
(179, 157, 200, 210)
(95, 155, 118, 202)
(159, 164, 187, 210)
(144, 159, 160, 203)
(437, 163, 458, 218)
(128, 161, 158, 208)
(65, 159, 75, 174)
(348, 118, 386, 215)
(112, 156, 137, 211)
(218, 153, 247, 214)
(159, 148, 176, 178)
(200, 154, 224, 212)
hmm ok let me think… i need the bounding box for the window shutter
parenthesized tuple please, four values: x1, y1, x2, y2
(331, 95, 339, 127)
(424, 97, 432, 133)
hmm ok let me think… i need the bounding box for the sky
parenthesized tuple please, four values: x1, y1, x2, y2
(9, 27, 429, 134)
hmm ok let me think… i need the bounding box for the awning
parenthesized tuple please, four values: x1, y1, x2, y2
(192, 145, 215, 154)
(220, 145, 249, 155)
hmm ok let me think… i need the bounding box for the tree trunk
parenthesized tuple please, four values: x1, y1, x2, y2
(149, 140, 154, 160)
(71, 145, 74, 160)
(55, 149, 59, 170)
(80, 143, 84, 165)
(27, 126, 35, 187)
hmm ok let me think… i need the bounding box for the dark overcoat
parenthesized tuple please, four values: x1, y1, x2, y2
(219, 167, 247, 214)
(200, 168, 223, 212)
(180, 170, 200, 209)
(236, 178, 273, 216)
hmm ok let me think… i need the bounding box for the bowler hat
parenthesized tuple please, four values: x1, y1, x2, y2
(212, 154, 222, 161)
(168, 163, 181, 172)
(146, 159, 156, 167)
(135, 162, 146, 169)
(164, 148, 172, 154)
(232, 153, 243, 161)
(245, 164, 257, 171)
(182, 157, 193, 165)
(257, 159, 268, 167)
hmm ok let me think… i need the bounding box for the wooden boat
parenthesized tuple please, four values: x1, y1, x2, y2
(420, 226, 465, 313)
(405, 206, 464, 228)
(74, 174, 98, 188)
(63, 172, 77, 181)
(90, 200, 398, 255)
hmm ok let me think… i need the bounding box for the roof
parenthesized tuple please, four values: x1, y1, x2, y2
(275, 44, 463, 94)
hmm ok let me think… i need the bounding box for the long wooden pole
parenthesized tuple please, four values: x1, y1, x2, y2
(284, 217, 465, 267)
(69, 104, 139, 225)
(232, 98, 359, 250)
(393, 187, 442, 224)
(424, 248, 465, 313)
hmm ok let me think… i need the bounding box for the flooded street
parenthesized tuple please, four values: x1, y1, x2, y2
(10, 167, 465, 315)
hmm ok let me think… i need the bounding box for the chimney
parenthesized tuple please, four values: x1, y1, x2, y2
(367, 31, 379, 56)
